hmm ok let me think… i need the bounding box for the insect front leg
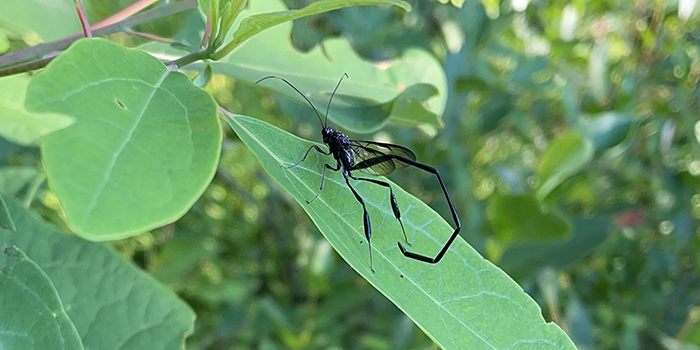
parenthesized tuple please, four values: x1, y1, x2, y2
(350, 174, 410, 246)
(306, 162, 341, 204)
(283, 145, 330, 169)
(344, 172, 374, 273)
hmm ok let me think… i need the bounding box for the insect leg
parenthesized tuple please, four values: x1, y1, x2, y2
(345, 173, 374, 273)
(349, 174, 410, 246)
(283, 145, 330, 169)
(388, 156, 461, 264)
(306, 163, 341, 204)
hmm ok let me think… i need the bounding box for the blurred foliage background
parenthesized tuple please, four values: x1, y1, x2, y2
(4, 0, 700, 349)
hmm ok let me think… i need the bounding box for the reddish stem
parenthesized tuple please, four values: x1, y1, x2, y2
(93, 0, 161, 30)
(74, 0, 93, 38)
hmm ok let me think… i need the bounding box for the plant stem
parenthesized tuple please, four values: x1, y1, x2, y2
(0, 0, 198, 71)
(93, 0, 161, 30)
(74, 0, 93, 38)
(168, 48, 212, 68)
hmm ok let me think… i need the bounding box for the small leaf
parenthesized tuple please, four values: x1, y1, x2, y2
(576, 112, 637, 153)
(224, 113, 576, 349)
(0, 166, 40, 196)
(537, 131, 593, 199)
(0, 74, 74, 146)
(0, 246, 84, 350)
(589, 40, 609, 105)
(489, 193, 570, 245)
(25, 38, 222, 240)
(0, 195, 195, 350)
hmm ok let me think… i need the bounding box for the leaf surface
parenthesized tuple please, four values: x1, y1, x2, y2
(0, 246, 83, 350)
(0, 195, 195, 350)
(25, 38, 221, 240)
(225, 113, 575, 349)
(0, 0, 80, 41)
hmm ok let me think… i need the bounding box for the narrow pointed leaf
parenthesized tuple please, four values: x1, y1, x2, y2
(25, 38, 222, 240)
(225, 113, 575, 349)
(0, 195, 195, 350)
(0, 246, 84, 350)
(222, 0, 410, 52)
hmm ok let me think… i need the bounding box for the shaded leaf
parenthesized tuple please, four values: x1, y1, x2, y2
(576, 112, 637, 153)
(0, 246, 83, 350)
(225, 113, 575, 349)
(0, 195, 195, 350)
(25, 38, 221, 240)
(489, 194, 570, 245)
(0, 166, 40, 196)
(498, 217, 609, 280)
(537, 131, 594, 199)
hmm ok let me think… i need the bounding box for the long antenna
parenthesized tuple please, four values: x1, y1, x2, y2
(256, 76, 325, 127)
(325, 73, 348, 125)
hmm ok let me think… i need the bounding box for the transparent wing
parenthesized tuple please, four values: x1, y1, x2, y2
(350, 140, 417, 176)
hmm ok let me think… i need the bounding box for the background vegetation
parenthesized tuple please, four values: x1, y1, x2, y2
(1, 0, 700, 349)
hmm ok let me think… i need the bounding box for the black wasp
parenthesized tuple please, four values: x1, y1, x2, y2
(256, 74, 461, 272)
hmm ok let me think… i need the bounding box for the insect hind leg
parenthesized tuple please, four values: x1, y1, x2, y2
(344, 173, 374, 273)
(350, 174, 410, 246)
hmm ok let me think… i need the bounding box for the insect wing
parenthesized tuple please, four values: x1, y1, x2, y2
(351, 141, 417, 176)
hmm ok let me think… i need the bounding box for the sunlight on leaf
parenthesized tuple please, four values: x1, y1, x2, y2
(225, 113, 576, 349)
(25, 38, 221, 240)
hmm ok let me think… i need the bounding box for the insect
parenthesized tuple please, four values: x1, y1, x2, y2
(256, 74, 461, 272)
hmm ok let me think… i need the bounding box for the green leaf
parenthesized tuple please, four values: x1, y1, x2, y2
(25, 38, 221, 240)
(219, 0, 410, 54)
(489, 194, 571, 245)
(0, 166, 40, 196)
(224, 113, 575, 349)
(0, 74, 74, 146)
(0, 195, 15, 233)
(576, 112, 637, 153)
(144, 0, 445, 133)
(536, 131, 593, 199)
(589, 40, 609, 105)
(499, 217, 609, 280)
(0, 246, 84, 350)
(0, 195, 195, 350)
(0, 0, 81, 41)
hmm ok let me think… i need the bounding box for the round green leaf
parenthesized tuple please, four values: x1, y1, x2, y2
(25, 38, 221, 240)
(0, 247, 83, 350)
(0, 195, 195, 350)
(225, 114, 575, 349)
(489, 194, 571, 245)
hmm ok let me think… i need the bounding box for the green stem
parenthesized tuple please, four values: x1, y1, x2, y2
(22, 173, 46, 208)
(0, 0, 198, 71)
(168, 48, 212, 68)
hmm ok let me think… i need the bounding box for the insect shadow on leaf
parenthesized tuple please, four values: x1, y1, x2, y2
(256, 74, 461, 273)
